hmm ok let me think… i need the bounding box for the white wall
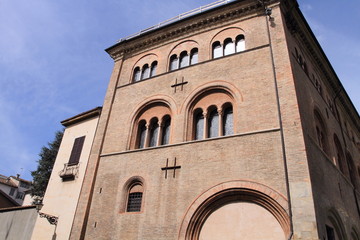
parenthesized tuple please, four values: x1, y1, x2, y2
(31, 116, 99, 240)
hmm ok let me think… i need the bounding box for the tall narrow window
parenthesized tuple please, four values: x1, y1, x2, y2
(149, 118, 159, 147)
(326, 225, 335, 240)
(224, 38, 235, 56)
(68, 136, 85, 165)
(127, 183, 143, 212)
(190, 48, 198, 65)
(138, 121, 147, 149)
(179, 51, 189, 68)
(161, 116, 171, 145)
(208, 109, 219, 138)
(150, 61, 157, 77)
(141, 64, 150, 80)
(236, 35, 245, 52)
(195, 110, 204, 140)
(314, 111, 328, 154)
(133, 67, 141, 82)
(170, 54, 178, 71)
(212, 42, 223, 59)
(223, 106, 233, 136)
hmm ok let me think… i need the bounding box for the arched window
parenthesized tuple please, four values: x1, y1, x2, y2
(236, 35, 245, 52)
(141, 64, 150, 80)
(149, 118, 159, 147)
(346, 152, 358, 188)
(208, 108, 219, 138)
(224, 38, 235, 56)
(190, 48, 198, 65)
(133, 67, 141, 82)
(161, 116, 171, 145)
(194, 109, 204, 140)
(169, 54, 178, 71)
(223, 105, 233, 136)
(137, 120, 147, 149)
(126, 183, 144, 212)
(314, 110, 328, 155)
(334, 135, 345, 173)
(179, 51, 189, 68)
(150, 61, 157, 77)
(212, 41, 223, 59)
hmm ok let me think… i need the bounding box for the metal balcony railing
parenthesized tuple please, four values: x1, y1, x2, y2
(117, 0, 237, 43)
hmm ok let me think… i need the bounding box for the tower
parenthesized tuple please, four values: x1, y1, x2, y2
(62, 0, 360, 239)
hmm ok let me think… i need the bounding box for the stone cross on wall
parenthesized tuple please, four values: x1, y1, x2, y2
(161, 158, 181, 179)
(171, 77, 188, 93)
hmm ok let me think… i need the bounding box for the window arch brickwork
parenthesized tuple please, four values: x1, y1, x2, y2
(188, 89, 235, 141)
(131, 102, 172, 149)
(120, 177, 145, 213)
(168, 40, 199, 71)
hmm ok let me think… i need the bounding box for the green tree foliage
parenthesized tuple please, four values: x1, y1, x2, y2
(31, 130, 63, 198)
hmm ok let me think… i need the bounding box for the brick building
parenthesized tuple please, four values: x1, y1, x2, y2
(35, 0, 360, 239)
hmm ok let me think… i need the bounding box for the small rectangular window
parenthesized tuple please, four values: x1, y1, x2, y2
(68, 136, 86, 165)
(9, 188, 15, 196)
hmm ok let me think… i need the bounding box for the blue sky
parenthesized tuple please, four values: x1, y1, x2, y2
(0, 0, 359, 181)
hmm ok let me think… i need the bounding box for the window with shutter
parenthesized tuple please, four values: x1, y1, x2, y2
(68, 136, 85, 165)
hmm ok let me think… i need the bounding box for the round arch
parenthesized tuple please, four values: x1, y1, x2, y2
(178, 180, 290, 240)
(126, 95, 177, 149)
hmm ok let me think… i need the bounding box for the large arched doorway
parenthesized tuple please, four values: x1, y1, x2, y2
(199, 202, 285, 240)
(178, 181, 290, 240)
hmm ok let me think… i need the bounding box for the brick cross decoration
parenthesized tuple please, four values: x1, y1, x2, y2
(161, 158, 181, 179)
(171, 77, 188, 93)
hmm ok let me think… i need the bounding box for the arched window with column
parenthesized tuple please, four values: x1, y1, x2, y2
(133, 67, 141, 82)
(169, 54, 178, 71)
(212, 41, 223, 59)
(150, 61, 157, 77)
(149, 118, 159, 147)
(189, 89, 235, 141)
(179, 51, 189, 68)
(131, 102, 172, 149)
(236, 34, 245, 52)
(137, 120, 147, 149)
(223, 104, 233, 136)
(224, 38, 235, 56)
(141, 64, 150, 80)
(334, 134, 345, 174)
(161, 115, 171, 145)
(194, 109, 204, 140)
(208, 107, 219, 138)
(314, 110, 328, 155)
(190, 48, 198, 65)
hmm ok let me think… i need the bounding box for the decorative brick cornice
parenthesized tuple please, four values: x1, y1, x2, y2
(106, 0, 278, 60)
(284, 2, 360, 131)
